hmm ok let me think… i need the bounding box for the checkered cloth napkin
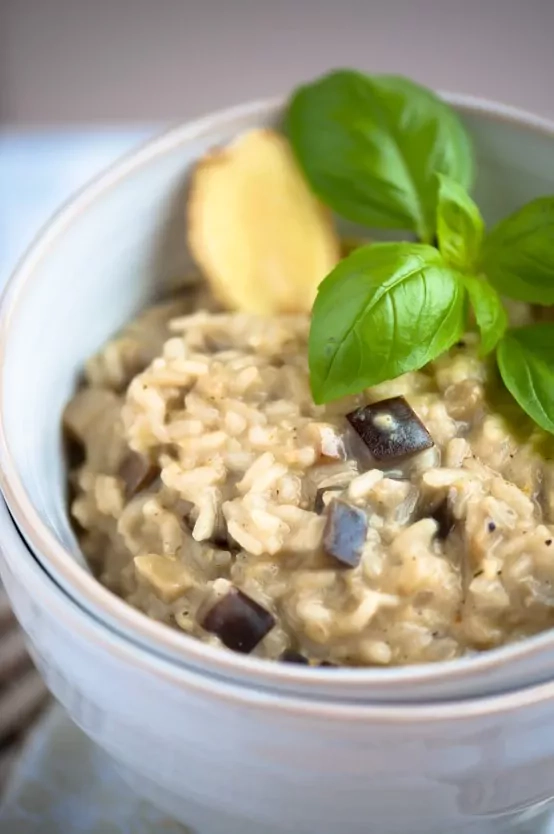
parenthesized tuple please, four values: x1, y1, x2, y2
(0, 587, 49, 790)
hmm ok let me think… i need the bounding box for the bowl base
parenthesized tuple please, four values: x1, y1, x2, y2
(2, 704, 554, 834)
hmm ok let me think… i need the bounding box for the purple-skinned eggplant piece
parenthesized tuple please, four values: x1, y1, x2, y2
(201, 587, 275, 653)
(346, 396, 434, 461)
(323, 500, 368, 568)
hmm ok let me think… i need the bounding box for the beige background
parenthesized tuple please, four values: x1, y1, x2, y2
(1, 0, 554, 125)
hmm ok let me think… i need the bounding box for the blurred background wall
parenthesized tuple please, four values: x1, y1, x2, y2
(1, 0, 554, 126)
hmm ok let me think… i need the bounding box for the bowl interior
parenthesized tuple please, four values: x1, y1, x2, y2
(3, 95, 554, 698)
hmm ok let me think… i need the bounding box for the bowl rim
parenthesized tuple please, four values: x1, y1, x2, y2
(3, 90, 554, 697)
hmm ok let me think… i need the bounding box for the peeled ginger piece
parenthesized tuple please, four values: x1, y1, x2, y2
(187, 129, 340, 314)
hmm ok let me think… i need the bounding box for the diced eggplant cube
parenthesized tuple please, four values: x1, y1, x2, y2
(201, 588, 275, 653)
(281, 649, 309, 664)
(64, 429, 86, 469)
(430, 499, 455, 540)
(346, 397, 433, 461)
(314, 485, 344, 515)
(118, 451, 159, 499)
(323, 500, 368, 568)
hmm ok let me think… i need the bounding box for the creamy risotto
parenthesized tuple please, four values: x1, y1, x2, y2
(64, 289, 554, 667)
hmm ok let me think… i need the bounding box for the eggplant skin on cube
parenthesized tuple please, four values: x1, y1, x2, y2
(118, 451, 159, 499)
(201, 587, 275, 654)
(281, 649, 310, 664)
(346, 396, 434, 462)
(314, 484, 344, 515)
(323, 499, 368, 569)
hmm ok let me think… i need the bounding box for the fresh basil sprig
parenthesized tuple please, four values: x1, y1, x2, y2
(480, 196, 554, 305)
(309, 243, 465, 402)
(497, 325, 554, 434)
(287, 70, 473, 243)
(462, 275, 507, 357)
(289, 69, 554, 435)
(436, 173, 484, 272)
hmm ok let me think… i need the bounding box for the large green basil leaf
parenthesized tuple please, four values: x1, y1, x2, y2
(436, 174, 484, 271)
(463, 275, 507, 356)
(309, 242, 466, 403)
(497, 324, 554, 435)
(481, 197, 554, 305)
(287, 70, 474, 242)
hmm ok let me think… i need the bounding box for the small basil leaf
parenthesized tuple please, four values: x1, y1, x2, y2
(309, 242, 465, 403)
(497, 325, 554, 435)
(481, 196, 554, 305)
(287, 70, 474, 243)
(463, 276, 507, 356)
(436, 174, 484, 271)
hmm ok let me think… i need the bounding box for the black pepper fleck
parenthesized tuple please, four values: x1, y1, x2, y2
(487, 521, 496, 533)
(547, 540, 553, 546)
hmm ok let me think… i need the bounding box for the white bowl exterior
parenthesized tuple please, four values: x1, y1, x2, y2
(4, 96, 554, 705)
(2, 497, 554, 834)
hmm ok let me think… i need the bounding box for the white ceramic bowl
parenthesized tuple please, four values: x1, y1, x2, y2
(2, 95, 554, 702)
(3, 495, 554, 834)
(3, 93, 554, 831)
